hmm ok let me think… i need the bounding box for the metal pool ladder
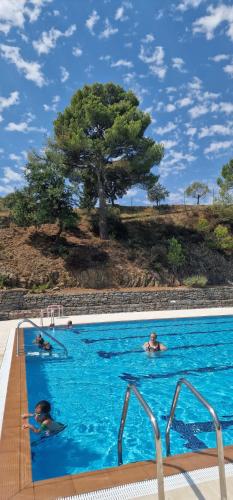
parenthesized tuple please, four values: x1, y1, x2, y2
(16, 318, 68, 358)
(166, 378, 227, 500)
(118, 384, 165, 500)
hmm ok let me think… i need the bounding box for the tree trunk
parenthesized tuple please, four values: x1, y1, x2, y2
(197, 195, 200, 205)
(57, 220, 63, 239)
(97, 167, 108, 240)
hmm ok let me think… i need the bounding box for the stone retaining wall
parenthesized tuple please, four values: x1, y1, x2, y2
(0, 286, 233, 320)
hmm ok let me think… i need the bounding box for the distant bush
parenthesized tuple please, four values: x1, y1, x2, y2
(214, 224, 233, 251)
(183, 275, 208, 287)
(30, 282, 52, 294)
(0, 274, 8, 289)
(196, 217, 210, 234)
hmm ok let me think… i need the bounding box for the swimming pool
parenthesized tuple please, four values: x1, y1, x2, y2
(25, 315, 233, 482)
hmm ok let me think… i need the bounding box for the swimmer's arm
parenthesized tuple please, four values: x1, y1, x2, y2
(21, 412, 34, 419)
(22, 423, 41, 433)
(159, 343, 167, 351)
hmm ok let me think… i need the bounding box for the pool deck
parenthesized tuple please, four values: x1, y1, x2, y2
(1, 306, 233, 499)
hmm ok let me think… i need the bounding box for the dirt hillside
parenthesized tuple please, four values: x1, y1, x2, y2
(0, 205, 232, 291)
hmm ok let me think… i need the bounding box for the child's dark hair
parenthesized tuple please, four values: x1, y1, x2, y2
(35, 400, 51, 414)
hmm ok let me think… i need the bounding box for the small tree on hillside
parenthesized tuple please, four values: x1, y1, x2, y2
(217, 159, 233, 203)
(25, 149, 78, 235)
(167, 237, 185, 277)
(185, 182, 210, 205)
(5, 188, 38, 227)
(7, 149, 78, 235)
(148, 182, 169, 207)
(54, 82, 164, 239)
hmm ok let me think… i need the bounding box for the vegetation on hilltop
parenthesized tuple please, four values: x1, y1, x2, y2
(0, 204, 232, 291)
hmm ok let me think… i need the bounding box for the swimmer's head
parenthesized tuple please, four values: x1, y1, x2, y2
(150, 332, 157, 341)
(35, 400, 51, 414)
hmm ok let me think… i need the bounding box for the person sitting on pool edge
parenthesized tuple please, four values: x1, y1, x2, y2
(143, 332, 167, 352)
(22, 400, 65, 435)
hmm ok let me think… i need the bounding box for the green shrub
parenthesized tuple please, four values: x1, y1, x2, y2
(214, 224, 233, 251)
(196, 217, 210, 234)
(0, 274, 8, 289)
(167, 237, 185, 270)
(30, 282, 51, 294)
(183, 275, 208, 287)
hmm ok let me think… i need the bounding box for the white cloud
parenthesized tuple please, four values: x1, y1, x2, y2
(193, 5, 233, 41)
(5, 121, 47, 133)
(188, 104, 209, 119)
(142, 34, 155, 43)
(3, 166, 22, 183)
(111, 59, 133, 68)
(99, 55, 111, 62)
(165, 103, 176, 112)
(72, 46, 82, 57)
(99, 19, 118, 39)
(162, 139, 178, 149)
(204, 140, 233, 155)
(115, 6, 128, 21)
(86, 10, 100, 35)
(33, 24, 76, 55)
(224, 63, 233, 77)
(199, 124, 233, 138)
(172, 57, 186, 72)
(188, 76, 202, 91)
(0, 91, 19, 112)
(60, 66, 69, 83)
(186, 126, 197, 136)
(177, 96, 193, 107)
(139, 44, 167, 80)
(9, 153, 22, 161)
(170, 151, 196, 163)
(155, 121, 177, 135)
(43, 95, 60, 112)
(210, 54, 230, 62)
(177, 0, 204, 12)
(218, 102, 233, 114)
(0, 44, 46, 87)
(0, 0, 52, 34)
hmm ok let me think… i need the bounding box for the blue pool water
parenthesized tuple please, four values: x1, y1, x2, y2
(25, 315, 233, 481)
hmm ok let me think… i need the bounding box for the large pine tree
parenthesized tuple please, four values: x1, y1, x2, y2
(54, 83, 164, 239)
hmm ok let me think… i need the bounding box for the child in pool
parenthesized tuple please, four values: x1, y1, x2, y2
(22, 400, 65, 435)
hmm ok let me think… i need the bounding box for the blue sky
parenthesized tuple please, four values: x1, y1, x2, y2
(0, 0, 233, 205)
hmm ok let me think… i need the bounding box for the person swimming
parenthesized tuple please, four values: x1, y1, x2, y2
(143, 332, 167, 352)
(22, 400, 65, 436)
(34, 334, 52, 351)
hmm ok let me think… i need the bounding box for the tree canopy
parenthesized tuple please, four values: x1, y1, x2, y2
(6, 149, 77, 234)
(217, 159, 233, 203)
(147, 181, 169, 206)
(54, 82, 164, 238)
(185, 182, 210, 205)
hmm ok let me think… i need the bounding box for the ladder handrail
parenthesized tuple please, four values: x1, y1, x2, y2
(118, 384, 165, 500)
(165, 378, 227, 500)
(16, 318, 68, 358)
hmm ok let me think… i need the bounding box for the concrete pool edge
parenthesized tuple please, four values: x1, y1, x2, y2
(1, 306, 233, 498)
